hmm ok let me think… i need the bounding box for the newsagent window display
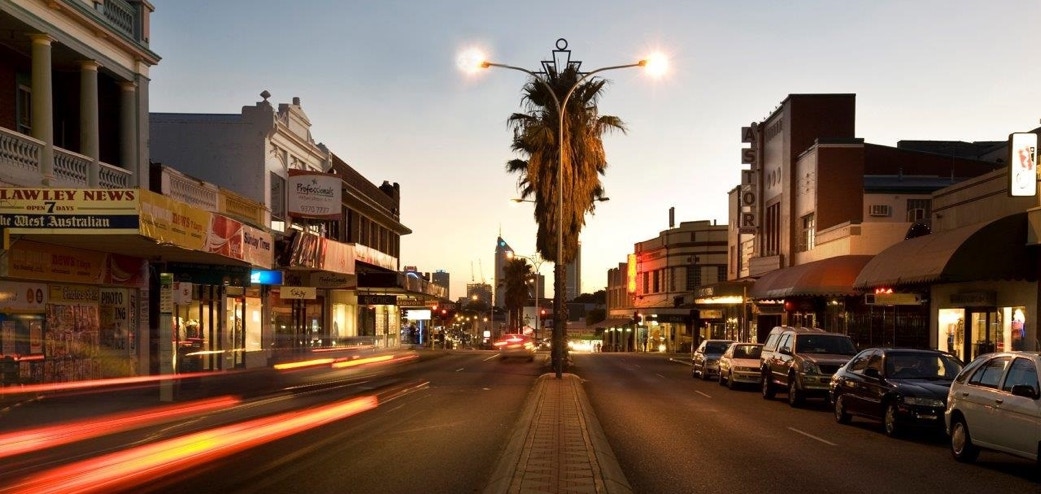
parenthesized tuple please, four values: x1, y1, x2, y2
(46, 286, 102, 382)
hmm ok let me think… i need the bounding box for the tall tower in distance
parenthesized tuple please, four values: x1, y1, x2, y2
(565, 240, 582, 301)
(493, 236, 513, 307)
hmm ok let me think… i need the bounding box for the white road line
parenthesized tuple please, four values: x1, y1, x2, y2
(455, 368, 464, 372)
(482, 354, 500, 362)
(695, 390, 712, 399)
(656, 373, 666, 379)
(788, 427, 837, 446)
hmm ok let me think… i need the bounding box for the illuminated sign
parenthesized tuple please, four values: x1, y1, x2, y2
(627, 254, 637, 294)
(250, 270, 284, 285)
(279, 286, 317, 300)
(1009, 132, 1038, 197)
(359, 294, 397, 305)
(406, 309, 432, 320)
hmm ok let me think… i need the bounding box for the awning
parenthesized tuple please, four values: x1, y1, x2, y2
(593, 317, 633, 329)
(749, 255, 874, 299)
(854, 212, 1036, 288)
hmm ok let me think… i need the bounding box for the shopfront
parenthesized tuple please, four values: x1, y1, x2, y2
(165, 262, 254, 371)
(934, 285, 1035, 362)
(856, 212, 1038, 356)
(0, 240, 147, 383)
(749, 255, 873, 338)
(694, 281, 755, 344)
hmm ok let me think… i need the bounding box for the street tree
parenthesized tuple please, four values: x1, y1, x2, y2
(505, 63, 624, 370)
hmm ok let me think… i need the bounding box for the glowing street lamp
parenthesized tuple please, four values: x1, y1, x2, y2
(464, 39, 665, 378)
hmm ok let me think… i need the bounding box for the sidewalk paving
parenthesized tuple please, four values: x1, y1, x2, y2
(484, 373, 632, 494)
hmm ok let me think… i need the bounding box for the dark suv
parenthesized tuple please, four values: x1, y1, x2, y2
(760, 326, 858, 407)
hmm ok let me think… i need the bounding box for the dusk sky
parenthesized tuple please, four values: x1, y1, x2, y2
(150, 1, 1041, 299)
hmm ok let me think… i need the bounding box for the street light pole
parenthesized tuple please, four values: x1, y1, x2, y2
(482, 39, 648, 378)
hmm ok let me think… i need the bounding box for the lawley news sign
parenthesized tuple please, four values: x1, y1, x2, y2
(0, 188, 274, 269)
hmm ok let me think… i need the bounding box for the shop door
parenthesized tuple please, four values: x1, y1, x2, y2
(967, 309, 1000, 361)
(226, 296, 246, 369)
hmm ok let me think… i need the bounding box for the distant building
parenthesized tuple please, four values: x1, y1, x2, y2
(493, 236, 514, 307)
(565, 241, 582, 301)
(432, 270, 451, 299)
(467, 283, 492, 306)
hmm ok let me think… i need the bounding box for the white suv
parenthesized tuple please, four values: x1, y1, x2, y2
(946, 351, 1041, 463)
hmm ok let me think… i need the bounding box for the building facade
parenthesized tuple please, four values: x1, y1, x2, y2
(150, 93, 441, 364)
(605, 219, 728, 353)
(736, 93, 1004, 347)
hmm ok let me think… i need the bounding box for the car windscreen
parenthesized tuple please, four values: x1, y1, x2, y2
(734, 345, 762, 359)
(795, 335, 857, 355)
(706, 342, 730, 354)
(885, 352, 963, 380)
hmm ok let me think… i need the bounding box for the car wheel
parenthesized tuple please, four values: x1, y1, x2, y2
(883, 403, 901, 437)
(727, 371, 736, 390)
(834, 394, 852, 424)
(761, 373, 775, 400)
(787, 377, 804, 407)
(950, 416, 979, 463)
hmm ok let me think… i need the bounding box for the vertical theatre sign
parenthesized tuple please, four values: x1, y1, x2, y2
(739, 124, 759, 234)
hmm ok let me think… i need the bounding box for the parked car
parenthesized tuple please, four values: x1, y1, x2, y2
(718, 342, 764, 389)
(945, 351, 1041, 464)
(830, 348, 963, 437)
(692, 339, 734, 380)
(494, 334, 536, 361)
(760, 326, 858, 407)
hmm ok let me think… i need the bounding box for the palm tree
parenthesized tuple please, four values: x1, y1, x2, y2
(505, 64, 625, 369)
(502, 258, 533, 333)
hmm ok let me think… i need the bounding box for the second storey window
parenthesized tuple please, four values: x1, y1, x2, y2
(799, 213, 815, 252)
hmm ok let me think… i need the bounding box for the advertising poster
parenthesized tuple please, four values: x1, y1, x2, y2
(1009, 132, 1038, 197)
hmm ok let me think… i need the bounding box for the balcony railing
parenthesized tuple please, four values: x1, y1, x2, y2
(0, 127, 42, 179)
(0, 126, 132, 188)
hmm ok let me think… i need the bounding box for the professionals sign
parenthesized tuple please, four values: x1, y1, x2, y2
(0, 188, 140, 233)
(286, 170, 341, 220)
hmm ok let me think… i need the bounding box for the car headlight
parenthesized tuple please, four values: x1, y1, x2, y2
(902, 396, 944, 407)
(799, 360, 821, 375)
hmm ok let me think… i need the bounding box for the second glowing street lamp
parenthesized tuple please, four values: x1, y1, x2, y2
(475, 39, 662, 378)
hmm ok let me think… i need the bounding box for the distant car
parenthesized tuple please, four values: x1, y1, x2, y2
(495, 334, 536, 361)
(830, 348, 963, 437)
(718, 343, 764, 389)
(692, 339, 734, 380)
(945, 351, 1041, 464)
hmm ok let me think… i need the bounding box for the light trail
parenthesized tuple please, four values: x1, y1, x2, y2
(0, 396, 240, 460)
(7, 395, 378, 493)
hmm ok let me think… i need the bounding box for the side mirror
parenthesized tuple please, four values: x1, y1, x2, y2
(863, 368, 881, 379)
(1010, 384, 1040, 399)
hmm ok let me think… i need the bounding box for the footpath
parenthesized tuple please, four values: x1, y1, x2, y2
(483, 372, 632, 494)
